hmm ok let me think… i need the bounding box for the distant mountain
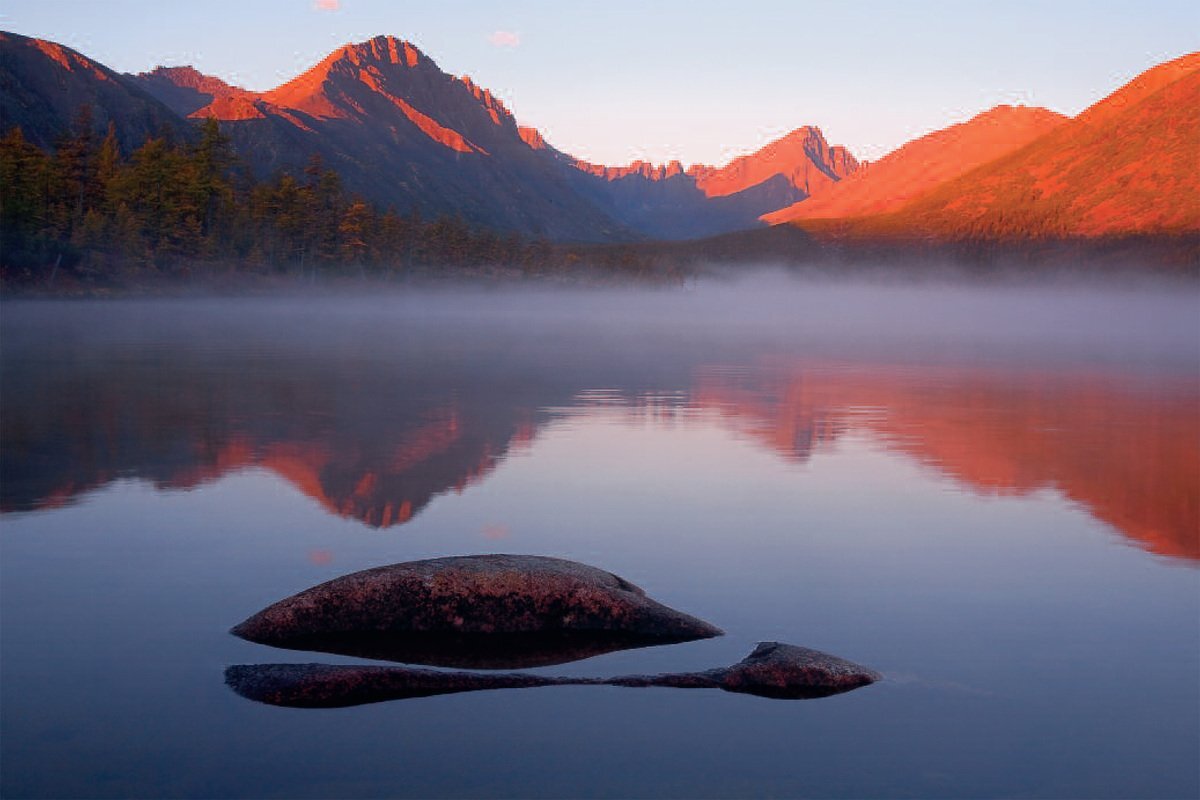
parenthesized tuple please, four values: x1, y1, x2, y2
(692, 126, 858, 198)
(0, 31, 184, 150)
(764, 105, 1066, 224)
(559, 126, 858, 239)
(788, 52, 1200, 240)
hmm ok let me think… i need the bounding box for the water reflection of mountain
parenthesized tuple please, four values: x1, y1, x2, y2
(0, 347, 551, 528)
(3, 335, 1195, 562)
(693, 363, 1199, 562)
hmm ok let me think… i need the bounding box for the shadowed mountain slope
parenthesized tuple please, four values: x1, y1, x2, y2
(0, 31, 185, 150)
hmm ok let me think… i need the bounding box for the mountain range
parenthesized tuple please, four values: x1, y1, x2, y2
(1, 30, 1197, 246)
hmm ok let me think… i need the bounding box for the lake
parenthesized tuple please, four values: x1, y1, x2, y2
(2, 275, 1198, 799)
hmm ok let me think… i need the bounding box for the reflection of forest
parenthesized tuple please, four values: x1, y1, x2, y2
(693, 363, 1199, 562)
(3, 344, 1195, 562)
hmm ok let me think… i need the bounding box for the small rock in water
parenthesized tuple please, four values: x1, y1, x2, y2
(710, 641, 883, 699)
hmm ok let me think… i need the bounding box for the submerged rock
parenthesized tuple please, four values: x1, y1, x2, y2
(225, 641, 881, 708)
(231, 555, 722, 668)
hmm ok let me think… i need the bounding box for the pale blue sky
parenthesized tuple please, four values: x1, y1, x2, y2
(2, 1, 1196, 165)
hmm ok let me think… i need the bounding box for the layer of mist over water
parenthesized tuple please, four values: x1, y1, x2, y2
(2, 272, 1197, 799)
(7, 270, 1197, 366)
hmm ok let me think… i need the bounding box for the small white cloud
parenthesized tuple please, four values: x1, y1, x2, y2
(487, 30, 520, 48)
(313, 0, 339, 11)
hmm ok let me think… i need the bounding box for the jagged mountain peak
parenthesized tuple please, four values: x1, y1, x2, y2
(332, 34, 427, 70)
(573, 158, 688, 182)
(256, 35, 516, 137)
(691, 125, 858, 199)
(262, 36, 423, 116)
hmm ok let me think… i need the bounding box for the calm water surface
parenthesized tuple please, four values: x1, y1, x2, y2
(2, 277, 1198, 798)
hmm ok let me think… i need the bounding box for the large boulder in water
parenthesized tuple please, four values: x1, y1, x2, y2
(231, 554, 722, 668)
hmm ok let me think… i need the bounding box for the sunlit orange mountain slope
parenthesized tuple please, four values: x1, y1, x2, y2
(692, 126, 859, 199)
(764, 106, 1066, 224)
(788, 52, 1200, 240)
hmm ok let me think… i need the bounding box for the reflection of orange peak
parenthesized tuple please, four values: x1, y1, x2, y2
(390, 410, 464, 471)
(156, 439, 256, 489)
(693, 364, 1199, 562)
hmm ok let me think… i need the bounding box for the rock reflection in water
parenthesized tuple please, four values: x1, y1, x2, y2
(225, 642, 882, 708)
